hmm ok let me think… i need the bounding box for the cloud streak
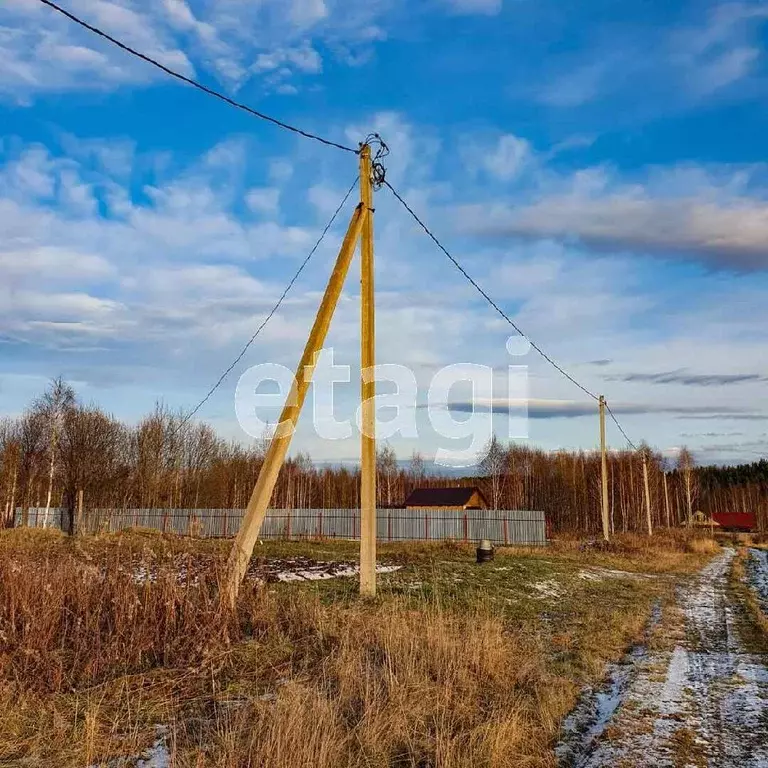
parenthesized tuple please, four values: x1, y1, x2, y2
(607, 370, 768, 386)
(457, 192, 768, 270)
(437, 399, 763, 420)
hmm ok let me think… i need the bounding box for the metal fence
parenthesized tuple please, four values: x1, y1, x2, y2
(15, 507, 547, 546)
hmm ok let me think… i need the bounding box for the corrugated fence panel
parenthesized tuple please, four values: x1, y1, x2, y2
(14, 507, 546, 546)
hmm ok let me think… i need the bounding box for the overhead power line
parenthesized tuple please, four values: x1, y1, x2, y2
(383, 180, 600, 402)
(169, 178, 359, 437)
(605, 401, 638, 451)
(383, 180, 644, 450)
(37, 0, 358, 155)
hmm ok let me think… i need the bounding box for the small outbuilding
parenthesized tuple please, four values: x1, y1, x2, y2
(403, 486, 488, 511)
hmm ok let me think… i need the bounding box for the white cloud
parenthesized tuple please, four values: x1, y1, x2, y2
(3, 127, 768, 462)
(0, 0, 399, 99)
(535, 3, 768, 112)
(0, 1, 195, 100)
(287, 0, 329, 27)
(671, 3, 768, 96)
(246, 187, 281, 215)
(465, 133, 531, 181)
(456, 162, 768, 270)
(538, 61, 610, 107)
(439, 0, 502, 16)
(252, 43, 322, 74)
(0, 246, 113, 282)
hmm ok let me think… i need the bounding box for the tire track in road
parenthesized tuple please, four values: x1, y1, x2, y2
(558, 549, 768, 768)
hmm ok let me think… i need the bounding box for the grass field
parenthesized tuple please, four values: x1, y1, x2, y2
(0, 528, 720, 767)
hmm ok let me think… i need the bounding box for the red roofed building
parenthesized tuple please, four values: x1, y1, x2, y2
(711, 512, 756, 532)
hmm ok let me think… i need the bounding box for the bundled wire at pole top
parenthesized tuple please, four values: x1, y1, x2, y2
(36, 0, 359, 155)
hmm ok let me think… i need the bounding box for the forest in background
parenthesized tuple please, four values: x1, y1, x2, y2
(1, 379, 766, 534)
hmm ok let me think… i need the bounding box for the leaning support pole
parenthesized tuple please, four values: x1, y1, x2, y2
(359, 144, 377, 597)
(224, 203, 368, 607)
(599, 395, 610, 541)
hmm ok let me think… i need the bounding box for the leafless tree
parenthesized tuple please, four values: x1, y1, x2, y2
(377, 443, 398, 507)
(33, 378, 76, 528)
(480, 434, 507, 510)
(676, 446, 698, 526)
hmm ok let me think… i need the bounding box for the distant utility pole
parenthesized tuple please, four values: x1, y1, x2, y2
(642, 450, 653, 536)
(599, 395, 610, 541)
(359, 144, 377, 597)
(224, 202, 368, 607)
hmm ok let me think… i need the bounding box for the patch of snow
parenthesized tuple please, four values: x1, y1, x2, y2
(748, 548, 768, 613)
(577, 567, 657, 583)
(272, 563, 401, 583)
(136, 732, 170, 768)
(88, 726, 169, 768)
(531, 579, 564, 599)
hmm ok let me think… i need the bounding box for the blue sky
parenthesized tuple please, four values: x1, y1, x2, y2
(1, 0, 768, 465)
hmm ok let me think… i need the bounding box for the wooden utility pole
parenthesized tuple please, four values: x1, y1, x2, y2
(663, 471, 671, 528)
(224, 203, 368, 607)
(359, 144, 377, 597)
(642, 451, 653, 536)
(599, 395, 610, 541)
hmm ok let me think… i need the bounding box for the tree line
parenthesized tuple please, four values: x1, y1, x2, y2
(1, 380, 765, 534)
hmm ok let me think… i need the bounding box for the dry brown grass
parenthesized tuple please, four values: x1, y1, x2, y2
(0, 528, 717, 767)
(543, 529, 720, 574)
(176, 604, 572, 768)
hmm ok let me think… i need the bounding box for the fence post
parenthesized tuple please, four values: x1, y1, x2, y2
(287, 508, 292, 540)
(424, 512, 429, 541)
(388, 511, 392, 542)
(352, 511, 357, 540)
(319, 510, 323, 539)
(186, 510, 192, 536)
(463, 513, 468, 542)
(223, 509, 229, 538)
(503, 516, 509, 546)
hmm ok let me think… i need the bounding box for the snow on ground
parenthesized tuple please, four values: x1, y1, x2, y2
(748, 548, 768, 612)
(556, 602, 661, 766)
(136, 727, 170, 768)
(130, 556, 400, 585)
(558, 549, 768, 768)
(577, 567, 657, 582)
(267, 561, 401, 583)
(531, 579, 565, 599)
(88, 726, 169, 768)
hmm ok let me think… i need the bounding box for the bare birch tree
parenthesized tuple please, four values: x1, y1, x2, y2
(676, 446, 698, 526)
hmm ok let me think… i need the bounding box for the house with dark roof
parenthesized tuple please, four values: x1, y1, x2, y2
(403, 486, 488, 510)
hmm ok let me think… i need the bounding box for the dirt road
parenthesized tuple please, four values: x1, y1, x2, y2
(558, 548, 768, 768)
